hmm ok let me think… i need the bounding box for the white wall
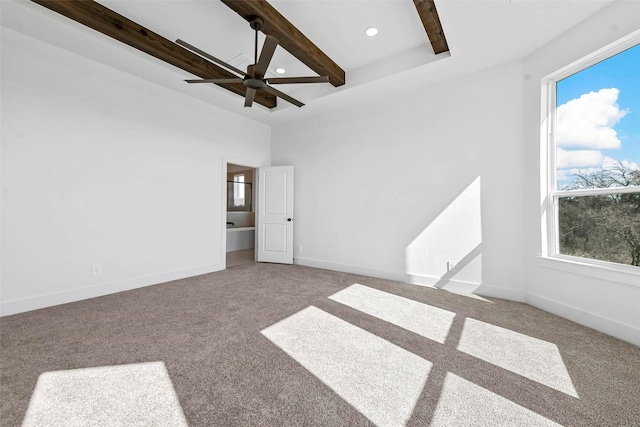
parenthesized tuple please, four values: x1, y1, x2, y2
(0, 28, 270, 315)
(522, 1, 640, 346)
(272, 62, 527, 301)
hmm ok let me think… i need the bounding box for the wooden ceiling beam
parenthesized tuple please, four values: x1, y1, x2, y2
(30, 0, 277, 108)
(220, 0, 345, 87)
(413, 0, 449, 54)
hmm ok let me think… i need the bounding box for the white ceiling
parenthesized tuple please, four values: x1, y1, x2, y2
(2, 0, 614, 125)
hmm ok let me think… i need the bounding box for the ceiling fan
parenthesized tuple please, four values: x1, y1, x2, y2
(176, 16, 330, 108)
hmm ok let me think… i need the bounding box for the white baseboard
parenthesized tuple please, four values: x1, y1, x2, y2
(408, 273, 525, 301)
(525, 292, 640, 347)
(0, 263, 224, 317)
(294, 257, 409, 283)
(295, 257, 525, 302)
(474, 285, 526, 302)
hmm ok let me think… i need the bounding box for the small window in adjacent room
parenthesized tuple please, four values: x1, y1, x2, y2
(546, 38, 640, 269)
(233, 174, 246, 207)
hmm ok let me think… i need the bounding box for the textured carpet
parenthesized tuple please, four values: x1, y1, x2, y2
(21, 361, 187, 426)
(1, 263, 639, 426)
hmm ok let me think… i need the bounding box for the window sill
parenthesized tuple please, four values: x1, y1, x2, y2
(536, 256, 640, 288)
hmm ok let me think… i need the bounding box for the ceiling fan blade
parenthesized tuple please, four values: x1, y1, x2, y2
(266, 76, 330, 85)
(176, 39, 245, 77)
(244, 88, 256, 108)
(263, 85, 304, 108)
(185, 78, 244, 84)
(254, 36, 279, 78)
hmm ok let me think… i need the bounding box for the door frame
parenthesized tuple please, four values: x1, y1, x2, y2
(221, 157, 261, 269)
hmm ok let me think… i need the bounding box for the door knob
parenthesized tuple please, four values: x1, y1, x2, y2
(287, 218, 292, 221)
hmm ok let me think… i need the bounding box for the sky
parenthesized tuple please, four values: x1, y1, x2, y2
(555, 42, 640, 189)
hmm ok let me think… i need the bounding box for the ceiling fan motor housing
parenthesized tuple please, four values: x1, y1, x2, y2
(244, 77, 266, 89)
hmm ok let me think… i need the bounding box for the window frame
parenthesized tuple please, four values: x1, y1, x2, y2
(543, 31, 640, 277)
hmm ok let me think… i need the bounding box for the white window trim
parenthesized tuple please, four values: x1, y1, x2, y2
(541, 30, 640, 284)
(536, 255, 640, 287)
(554, 186, 640, 198)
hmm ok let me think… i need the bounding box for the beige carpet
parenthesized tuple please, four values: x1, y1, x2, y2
(1, 263, 639, 426)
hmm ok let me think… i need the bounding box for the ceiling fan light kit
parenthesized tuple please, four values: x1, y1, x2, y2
(177, 16, 330, 108)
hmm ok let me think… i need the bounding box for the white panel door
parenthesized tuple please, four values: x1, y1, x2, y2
(257, 166, 294, 264)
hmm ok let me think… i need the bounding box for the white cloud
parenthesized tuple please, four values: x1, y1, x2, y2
(556, 88, 627, 149)
(602, 156, 640, 171)
(556, 148, 603, 169)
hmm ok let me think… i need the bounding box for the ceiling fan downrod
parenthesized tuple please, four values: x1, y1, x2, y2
(249, 16, 264, 64)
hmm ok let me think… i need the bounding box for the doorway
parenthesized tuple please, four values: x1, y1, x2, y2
(226, 163, 256, 267)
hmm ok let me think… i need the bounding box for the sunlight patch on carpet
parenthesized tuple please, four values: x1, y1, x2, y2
(328, 283, 455, 343)
(431, 373, 563, 426)
(457, 318, 578, 398)
(22, 361, 188, 427)
(261, 305, 432, 427)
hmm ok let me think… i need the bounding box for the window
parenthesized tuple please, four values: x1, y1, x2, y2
(233, 174, 245, 207)
(547, 37, 640, 269)
(227, 172, 252, 212)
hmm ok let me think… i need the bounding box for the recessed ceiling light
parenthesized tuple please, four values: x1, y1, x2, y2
(365, 27, 378, 37)
(275, 67, 286, 74)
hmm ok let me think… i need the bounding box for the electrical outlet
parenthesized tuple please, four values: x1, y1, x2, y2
(447, 261, 456, 271)
(92, 264, 102, 276)
(297, 244, 303, 253)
